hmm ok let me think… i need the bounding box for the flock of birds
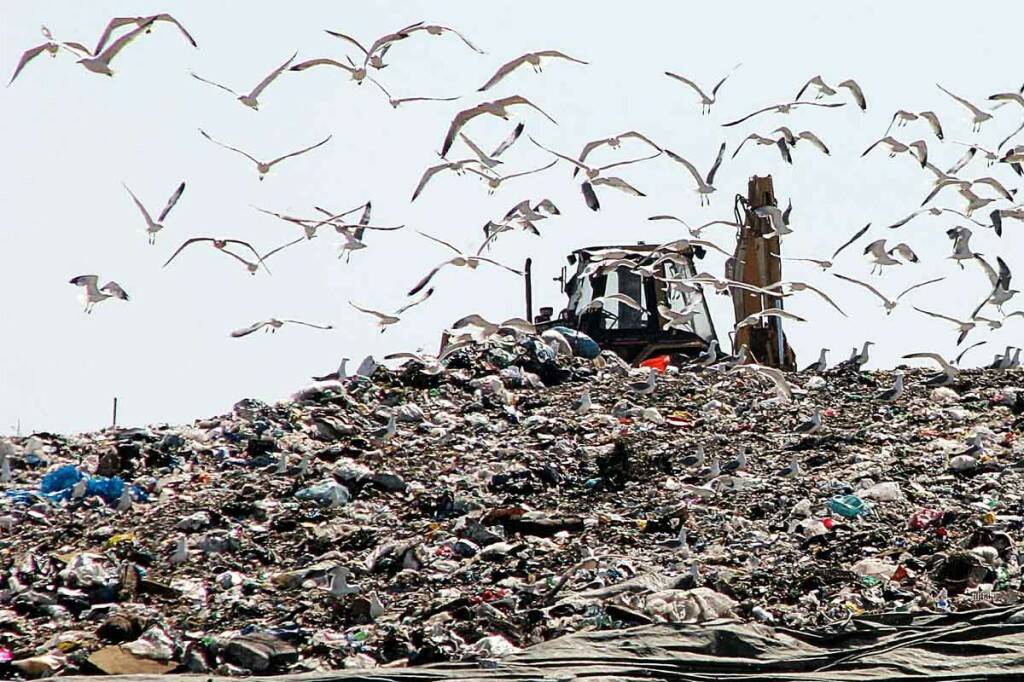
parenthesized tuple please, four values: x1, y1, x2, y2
(11, 12, 1024, 385)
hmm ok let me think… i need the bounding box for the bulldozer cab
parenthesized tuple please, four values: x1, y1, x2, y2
(536, 244, 717, 364)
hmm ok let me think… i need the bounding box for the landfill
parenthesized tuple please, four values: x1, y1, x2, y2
(2, 333, 1024, 678)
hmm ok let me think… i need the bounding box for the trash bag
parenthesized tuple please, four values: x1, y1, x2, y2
(39, 465, 83, 500)
(551, 326, 600, 359)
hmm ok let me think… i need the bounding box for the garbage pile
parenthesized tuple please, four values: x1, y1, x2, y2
(2, 333, 1024, 678)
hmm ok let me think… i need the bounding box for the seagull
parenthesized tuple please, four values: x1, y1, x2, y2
(658, 302, 701, 331)
(728, 363, 793, 401)
(572, 389, 592, 415)
(660, 525, 691, 557)
(410, 159, 486, 201)
(440, 95, 556, 157)
(773, 128, 831, 156)
(912, 307, 977, 345)
(921, 177, 1014, 208)
(863, 239, 916, 274)
(721, 101, 845, 127)
(230, 319, 334, 338)
(766, 281, 847, 316)
(459, 133, 506, 168)
(312, 357, 348, 382)
(734, 308, 806, 331)
(732, 133, 793, 164)
(478, 50, 587, 91)
(794, 408, 822, 434)
(403, 23, 484, 53)
(680, 446, 705, 469)
(288, 56, 393, 98)
(664, 64, 740, 114)
(349, 301, 401, 332)
(937, 84, 993, 132)
(664, 143, 726, 206)
(76, 19, 155, 75)
(448, 314, 535, 341)
(529, 136, 658, 210)
(122, 181, 185, 245)
(326, 565, 360, 597)
(794, 76, 866, 110)
(833, 273, 944, 314)
(199, 129, 332, 180)
(972, 255, 1017, 313)
(574, 131, 662, 176)
(8, 27, 90, 85)
(947, 227, 978, 268)
(847, 341, 875, 370)
(697, 457, 721, 481)
(776, 456, 801, 478)
(93, 14, 197, 54)
(946, 143, 998, 174)
(324, 21, 422, 69)
(407, 231, 522, 295)
(802, 348, 829, 372)
(989, 208, 1024, 237)
(861, 137, 928, 167)
(649, 216, 743, 239)
(368, 413, 397, 446)
(170, 535, 189, 565)
(770, 253, 833, 271)
(585, 293, 647, 316)
(876, 370, 905, 402)
(883, 110, 944, 140)
(163, 237, 268, 274)
(465, 160, 559, 195)
(388, 94, 460, 109)
(903, 352, 959, 386)
(191, 52, 296, 110)
(628, 367, 657, 395)
(886, 207, 985, 230)
(755, 205, 792, 237)
(721, 446, 749, 474)
(69, 275, 128, 313)
(831, 223, 872, 260)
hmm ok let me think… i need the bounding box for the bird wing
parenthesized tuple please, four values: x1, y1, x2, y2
(8, 44, 51, 86)
(891, 242, 919, 262)
(731, 134, 762, 158)
(796, 282, 847, 317)
(218, 247, 264, 273)
(490, 121, 524, 157)
(973, 254, 999, 287)
(838, 79, 867, 110)
(352, 201, 372, 241)
(501, 159, 558, 181)
(997, 256, 1012, 289)
(664, 150, 706, 186)
(199, 129, 260, 164)
(477, 53, 531, 91)
(974, 176, 1014, 201)
(267, 135, 332, 167)
(498, 94, 557, 124)
(261, 237, 304, 261)
(221, 239, 264, 264)
(157, 181, 186, 222)
(648, 215, 690, 226)
(92, 17, 138, 54)
(412, 161, 460, 201)
(349, 301, 391, 321)
(416, 230, 463, 255)
(721, 104, 777, 127)
(122, 183, 153, 224)
(288, 57, 354, 74)
(413, 24, 482, 52)
(937, 84, 985, 117)
(618, 131, 662, 152)
(190, 71, 239, 97)
(999, 120, 1024, 151)
(793, 75, 821, 101)
(590, 176, 645, 195)
(833, 272, 891, 305)
(954, 340, 987, 364)
(394, 287, 434, 315)
(250, 52, 297, 97)
(69, 275, 100, 294)
(390, 95, 460, 106)
(596, 150, 661, 172)
(162, 237, 213, 267)
(473, 255, 524, 275)
(577, 138, 611, 167)
(664, 72, 709, 100)
(730, 364, 792, 400)
(534, 49, 587, 64)
(831, 223, 871, 259)
(798, 131, 830, 154)
(946, 145, 975, 174)
(711, 66, 739, 96)
(903, 352, 953, 373)
(528, 135, 588, 171)
(230, 321, 269, 338)
(151, 13, 197, 47)
(918, 111, 944, 140)
(912, 305, 963, 325)
(459, 133, 494, 163)
(96, 18, 155, 64)
(598, 293, 644, 311)
(283, 320, 334, 330)
(581, 182, 600, 211)
(100, 281, 129, 300)
(323, 30, 369, 55)
(908, 140, 928, 167)
(705, 142, 726, 184)
(440, 102, 489, 156)
(408, 261, 450, 296)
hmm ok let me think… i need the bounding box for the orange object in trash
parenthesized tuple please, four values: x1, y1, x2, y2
(640, 355, 670, 372)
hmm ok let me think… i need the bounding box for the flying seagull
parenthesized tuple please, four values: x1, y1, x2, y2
(883, 110, 944, 140)
(769, 252, 833, 271)
(77, 19, 155, 75)
(404, 24, 484, 53)
(721, 101, 845, 128)
(912, 307, 977, 344)
(410, 159, 485, 202)
(440, 96, 556, 157)
(861, 136, 928, 167)
(833, 273, 944, 314)
(199, 129, 331, 180)
(734, 308, 806, 331)
(766, 281, 847, 316)
(478, 50, 587, 91)
(574, 131, 662, 176)
(886, 206, 985, 230)
(664, 143, 726, 206)
(728, 363, 793, 401)
(664, 64, 740, 114)
(407, 231, 522, 295)
(324, 21, 422, 69)
(191, 52, 296, 110)
(122, 181, 185, 244)
(288, 56, 393, 99)
(231, 319, 333, 338)
(937, 84, 993, 132)
(772, 127, 831, 156)
(530, 136, 657, 210)
(733, 133, 793, 164)
(163, 237, 268, 274)
(69, 275, 128, 313)
(8, 26, 90, 85)
(831, 223, 871, 260)
(971, 255, 1017, 313)
(349, 301, 401, 332)
(93, 13, 197, 54)
(794, 76, 867, 110)
(464, 160, 559, 195)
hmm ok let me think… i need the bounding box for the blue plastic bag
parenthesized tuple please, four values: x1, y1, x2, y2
(551, 326, 600, 359)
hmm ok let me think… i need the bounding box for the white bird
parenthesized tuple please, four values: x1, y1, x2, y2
(574, 132, 662, 176)
(478, 50, 587, 91)
(529, 136, 657, 210)
(76, 19, 155, 76)
(722, 101, 845, 127)
(886, 206, 985, 230)
(721, 446, 749, 474)
(802, 348, 830, 372)
(732, 133, 793, 164)
(728, 363, 793, 401)
(464, 160, 559, 195)
(649, 216, 743, 239)
(972, 255, 1017, 313)
(122, 181, 185, 245)
(199, 129, 332, 180)
(368, 413, 397, 446)
(734, 308, 806, 331)
(407, 232, 522, 295)
(861, 136, 927, 167)
(628, 367, 657, 396)
(448, 314, 535, 340)
(191, 52, 296, 110)
(766, 281, 847, 316)
(170, 535, 188, 565)
(8, 27, 90, 85)
(794, 408, 822, 434)
(773, 128, 831, 156)
(163, 237, 268, 274)
(658, 302, 700, 331)
(288, 56, 393, 97)
(93, 13, 197, 54)
(794, 76, 867, 110)
(403, 23, 484, 54)
(664, 143, 726, 206)
(876, 370, 905, 402)
(230, 319, 333, 338)
(921, 177, 1014, 207)
(863, 239, 917, 273)
(883, 110, 944, 140)
(912, 307, 977, 345)
(69, 275, 129, 313)
(937, 84, 993, 132)
(833, 273, 943, 314)
(777, 456, 802, 478)
(664, 64, 740, 114)
(680, 446, 705, 469)
(440, 95, 556, 157)
(410, 159, 486, 201)
(323, 21, 424, 70)
(572, 389, 592, 415)
(349, 301, 401, 332)
(769, 252, 833, 271)
(903, 352, 959, 386)
(326, 565, 360, 597)
(584, 293, 646, 315)
(947, 227, 978, 268)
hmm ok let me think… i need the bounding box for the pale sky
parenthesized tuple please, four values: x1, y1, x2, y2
(2, 2, 1023, 434)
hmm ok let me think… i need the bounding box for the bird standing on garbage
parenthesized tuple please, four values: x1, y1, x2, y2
(803, 349, 829, 372)
(794, 409, 822, 434)
(572, 388, 592, 414)
(777, 456, 802, 478)
(170, 535, 188, 565)
(628, 367, 657, 396)
(327, 565, 360, 597)
(369, 413, 397, 446)
(876, 371, 905, 402)
(721, 446, 748, 473)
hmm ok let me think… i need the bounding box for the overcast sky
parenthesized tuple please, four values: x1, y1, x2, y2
(2, 2, 1023, 435)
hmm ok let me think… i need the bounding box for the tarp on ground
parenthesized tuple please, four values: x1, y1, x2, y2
(51, 604, 1024, 681)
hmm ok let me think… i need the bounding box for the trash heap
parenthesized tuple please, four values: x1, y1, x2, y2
(2, 334, 1024, 678)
